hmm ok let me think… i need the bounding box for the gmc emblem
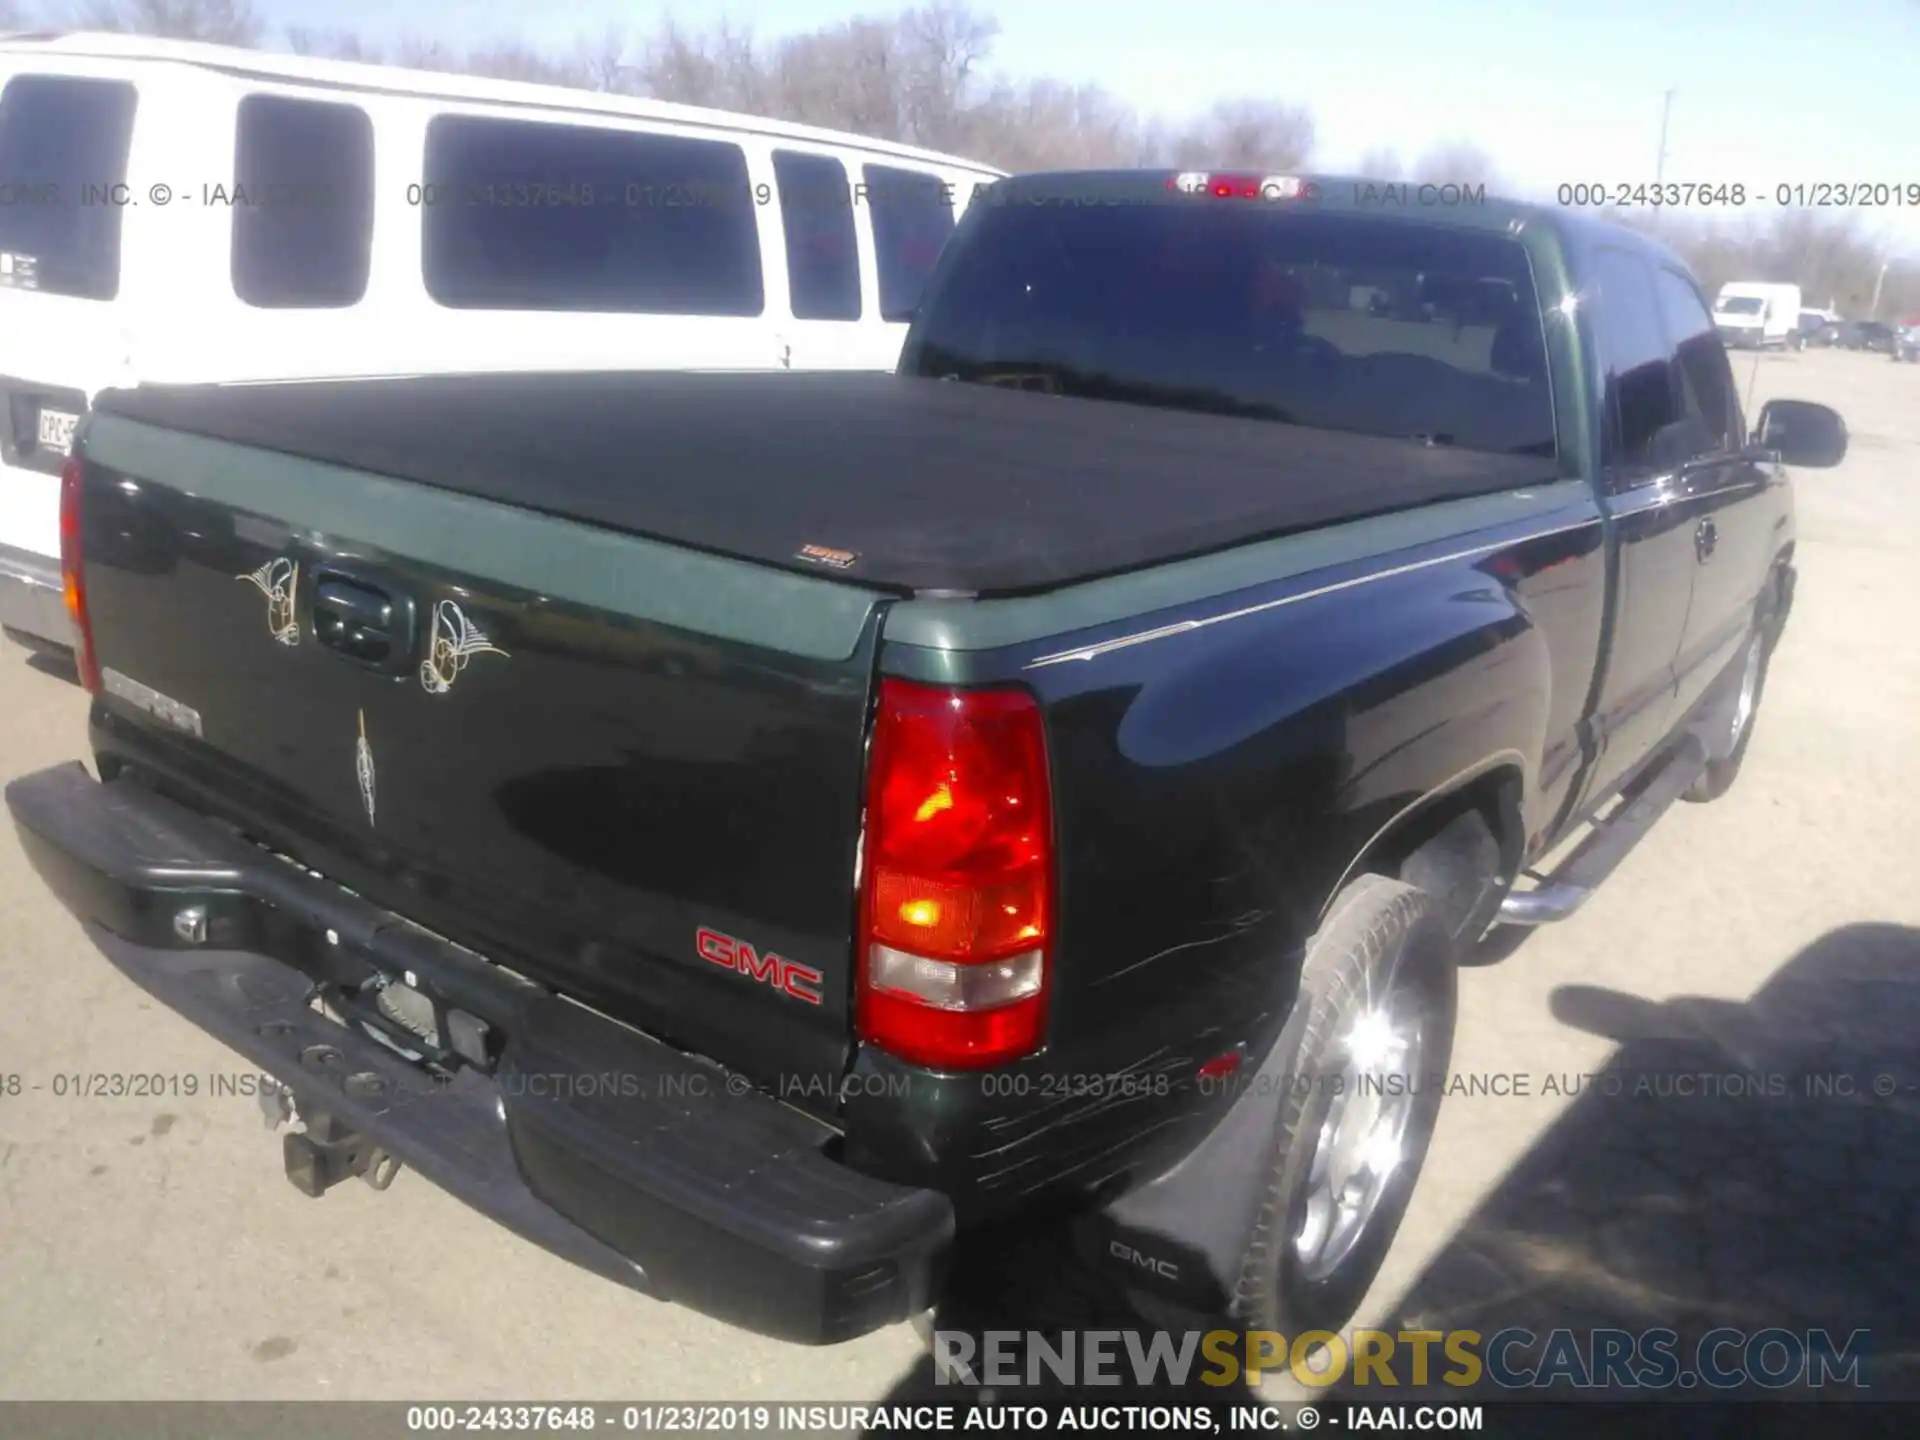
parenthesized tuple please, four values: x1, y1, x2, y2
(695, 926, 824, 1007)
(1109, 1238, 1179, 1280)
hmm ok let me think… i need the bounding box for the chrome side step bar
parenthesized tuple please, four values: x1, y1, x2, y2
(1497, 733, 1709, 926)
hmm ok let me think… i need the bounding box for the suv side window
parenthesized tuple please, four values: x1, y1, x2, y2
(232, 95, 375, 309)
(0, 75, 138, 301)
(863, 164, 954, 321)
(772, 150, 859, 321)
(1589, 246, 1677, 480)
(423, 116, 763, 315)
(1655, 267, 1742, 453)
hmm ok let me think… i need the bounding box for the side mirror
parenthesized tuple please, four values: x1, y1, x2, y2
(1751, 399, 1847, 468)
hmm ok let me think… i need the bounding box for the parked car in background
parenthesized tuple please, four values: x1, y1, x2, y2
(1836, 320, 1898, 353)
(1891, 321, 1920, 363)
(1712, 281, 1800, 349)
(0, 30, 1003, 658)
(1790, 310, 1841, 350)
(9, 170, 1849, 1346)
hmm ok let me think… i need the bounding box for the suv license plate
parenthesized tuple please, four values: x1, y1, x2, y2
(36, 408, 79, 457)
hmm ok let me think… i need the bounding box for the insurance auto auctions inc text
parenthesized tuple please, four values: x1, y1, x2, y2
(933, 1325, 1870, 1393)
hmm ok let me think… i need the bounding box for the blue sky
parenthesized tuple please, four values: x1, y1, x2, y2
(254, 0, 1920, 250)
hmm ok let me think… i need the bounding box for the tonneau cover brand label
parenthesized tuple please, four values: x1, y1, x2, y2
(796, 544, 858, 570)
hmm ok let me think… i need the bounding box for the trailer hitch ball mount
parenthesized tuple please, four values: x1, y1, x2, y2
(282, 1110, 403, 1197)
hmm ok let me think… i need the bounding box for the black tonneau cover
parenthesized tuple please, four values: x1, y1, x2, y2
(94, 372, 1554, 596)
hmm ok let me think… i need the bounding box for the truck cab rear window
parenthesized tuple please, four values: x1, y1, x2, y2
(905, 203, 1556, 458)
(0, 75, 138, 301)
(232, 95, 375, 309)
(863, 165, 954, 322)
(422, 117, 763, 315)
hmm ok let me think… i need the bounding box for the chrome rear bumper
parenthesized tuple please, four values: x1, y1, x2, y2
(0, 542, 73, 650)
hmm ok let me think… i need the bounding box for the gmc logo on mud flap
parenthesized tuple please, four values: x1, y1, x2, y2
(695, 927, 825, 1007)
(1109, 1239, 1179, 1280)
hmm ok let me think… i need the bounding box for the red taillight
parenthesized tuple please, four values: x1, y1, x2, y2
(855, 679, 1054, 1071)
(58, 453, 101, 694)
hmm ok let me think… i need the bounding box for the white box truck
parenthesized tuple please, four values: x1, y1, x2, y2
(1712, 282, 1801, 350)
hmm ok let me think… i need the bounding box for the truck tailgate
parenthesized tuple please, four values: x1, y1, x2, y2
(71, 409, 888, 1103)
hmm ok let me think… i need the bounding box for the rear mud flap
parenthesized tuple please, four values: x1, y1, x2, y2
(1073, 1002, 1311, 1320)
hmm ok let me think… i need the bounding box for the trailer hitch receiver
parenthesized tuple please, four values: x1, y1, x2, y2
(282, 1112, 403, 1197)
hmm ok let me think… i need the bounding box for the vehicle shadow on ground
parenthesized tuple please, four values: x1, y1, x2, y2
(11, 645, 79, 687)
(1325, 920, 1920, 1430)
(867, 923, 1920, 1437)
(862, 1217, 1264, 1434)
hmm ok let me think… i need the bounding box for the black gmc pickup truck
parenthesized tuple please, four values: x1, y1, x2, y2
(7, 171, 1848, 1346)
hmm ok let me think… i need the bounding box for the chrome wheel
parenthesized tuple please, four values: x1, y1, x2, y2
(1291, 989, 1427, 1282)
(1730, 631, 1763, 750)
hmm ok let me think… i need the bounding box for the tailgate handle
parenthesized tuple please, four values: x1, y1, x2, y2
(313, 573, 413, 670)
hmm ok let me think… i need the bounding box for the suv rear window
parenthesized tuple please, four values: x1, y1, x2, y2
(422, 117, 763, 315)
(906, 200, 1555, 457)
(0, 75, 138, 300)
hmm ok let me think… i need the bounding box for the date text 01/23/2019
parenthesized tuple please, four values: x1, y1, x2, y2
(0, 1071, 278, 1100)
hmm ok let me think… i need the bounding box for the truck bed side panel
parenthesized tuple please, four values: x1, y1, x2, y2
(842, 491, 1606, 1212)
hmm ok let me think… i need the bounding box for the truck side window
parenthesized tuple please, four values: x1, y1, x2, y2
(863, 165, 954, 322)
(422, 117, 763, 316)
(0, 75, 137, 301)
(1589, 247, 1677, 480)
(773, 151, 860, 322)
(1655, 267, 1741, 451)
(232, 95, 374, 309)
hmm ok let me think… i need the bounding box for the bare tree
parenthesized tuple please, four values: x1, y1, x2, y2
(1614, 205, 1915, 320)
(586, 6, 1283, 170)
(1170, 98, 1315, 171)
(284, 27, 384, 63)
(969, 77, 1160, 171)
(768, 19, 903, 138)
(76, 0, 262, 45)
(630, 16, 767, 112)
(458, 40, 591, 87)
(1410, 140, 1501, 190)
(570, 26, 643, 95)
(895, 0, 997, 148)
(391, 35, 471, 74)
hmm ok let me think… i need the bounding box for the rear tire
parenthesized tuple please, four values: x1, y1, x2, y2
(1232, 874, 1457, 1335)
(1682, 594, 1774, 804)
